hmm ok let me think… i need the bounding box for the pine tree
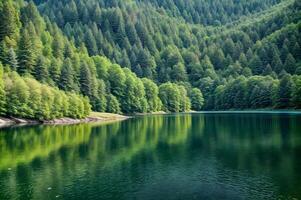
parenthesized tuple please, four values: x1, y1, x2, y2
(52, 26, 65, 59)
(59, 58, 76, 92)
(276, 73, 293, 108)
(239, 53, 248, 67)
(0, 62, 6, 115)
(171, 63, 188, 82)
(64, 0, 78, 24)
(21, 1, 45, 34)
(284, 53, 296, 74)
(85, 29, 98, 55)
(18, 28, 35, 74)
(249, 55, 263, 75)
(79, 61, 92, 97)
(7, 47, 18, 71)
(263, 64, 273, 76)
(224, 38, 235, 58)
(34, 55, 49, 83)
(0, 0, 20, 42)
(93, 80, 107, 112)
(293, 77, 301, 108)
(49, 59, 61, 85)
(272, 54, 283, 74)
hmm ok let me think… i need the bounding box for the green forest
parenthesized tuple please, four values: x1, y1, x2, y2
(0, 0, 301, 120)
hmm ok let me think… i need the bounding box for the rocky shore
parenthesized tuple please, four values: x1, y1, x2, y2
(0, 113, 129, 128)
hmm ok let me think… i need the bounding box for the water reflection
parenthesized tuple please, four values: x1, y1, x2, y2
(0, 113, 301, 200)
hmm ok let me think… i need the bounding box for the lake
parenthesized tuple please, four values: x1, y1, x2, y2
(0, 112, 301, 200)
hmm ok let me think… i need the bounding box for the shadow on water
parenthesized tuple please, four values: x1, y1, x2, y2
(0, 113, 301, 200)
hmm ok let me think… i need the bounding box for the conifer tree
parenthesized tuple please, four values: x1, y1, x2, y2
(284, 53, 296, 74)
(7, 48, 18, 71)
(34, 55, 49, 83)
(250, 55, 264, 75)
(0, 0, 20, 42)
(18, 28, 36, 74)
(59, 58, 76, 92)
(79, 61, 92, 97)
(276, 73, 293, 108)
(0, 62, 6, 115)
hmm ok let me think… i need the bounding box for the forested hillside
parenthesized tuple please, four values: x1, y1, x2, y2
(0, 0, 301, 119)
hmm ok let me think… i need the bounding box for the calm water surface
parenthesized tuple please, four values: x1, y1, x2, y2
(0, 112, 301, 200)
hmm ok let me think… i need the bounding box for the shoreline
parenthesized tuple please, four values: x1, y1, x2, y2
(1, 110, 301, 127)
(0, 112, 130, 128)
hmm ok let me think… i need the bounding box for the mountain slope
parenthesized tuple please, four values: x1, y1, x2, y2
(0, 0, 199, 118)
(36, 0, 301, 109)
(0, 0, 301, 117)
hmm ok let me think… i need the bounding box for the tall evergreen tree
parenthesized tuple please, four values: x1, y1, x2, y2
(292, 77, 301, 108)
(250, 55, 264, 75)
(49, 58, 61, 85)
(0, 0, 20, 42)
(17, 28, 36, 74)
(79, 61, 92, 97)
(7, 47, 18, 70)
(276, 73, 293, 108)
(0, 62, 6, 115)
(59, 58, 76, 92)
(284, 53, 296, 74)
(34, 55, 49, 82)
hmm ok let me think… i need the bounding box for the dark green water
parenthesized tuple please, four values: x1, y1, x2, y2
(1, 112, 301, 200)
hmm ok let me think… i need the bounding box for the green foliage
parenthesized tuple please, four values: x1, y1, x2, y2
(34, 55, 49, 82)
(0, 0, 20, 42)
(92, 80, 107, 112)
(106, 94, 121, 114)
(17, 28, 36, 74)
(292, 76, 301, 108)
(79, 61, 92, 97)
(159, 82, 191, 112)
(177, 85, 191, 112)
(5, 72, 30, 117)
(276, 73, 293, 108)
(213, 76, 280, 110)
(122, 70, 148, 113)
(190, 88, 204, 111)
(0, 62, 6, 115)
(284, 53, 297, 74)
(142, 78, 162, 112)
(159, 82, 180, 112)
(59, 58, 76, 92)
(2, 71, 90, 120)
(108, 64, 126, 99)
(1, 0, 301, 118)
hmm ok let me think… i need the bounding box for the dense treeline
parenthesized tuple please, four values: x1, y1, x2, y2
(138, 0, 281, 25)
(0, 0, 204, 119)
(36, 0, 301, 110)
(213, 74, 301, 110)
(1, 0, 301, 119)
(0, 62, 90, 119)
